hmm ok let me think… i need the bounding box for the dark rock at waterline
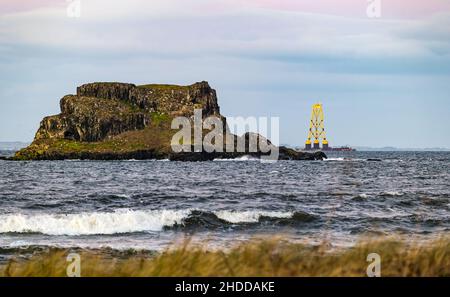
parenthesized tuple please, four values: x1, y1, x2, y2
(168, 146, 326, 162)
(168, 151, 219, 162)
(278, 148, 327, 161)
(367, 158, 382, 162)
(15, 150, 163, 161)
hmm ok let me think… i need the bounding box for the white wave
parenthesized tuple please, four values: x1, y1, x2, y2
(324, 157, 365, 162)
(0, 209, 191, 236)
(215, 210, 293, 223)
(213, 155, 259, 162)
(382, 191, 404, 196)
(8, 240, 33, 247)
(324, 157, 346, 161)
(124, 159, 169, 162)
(0, 209, 299, 235)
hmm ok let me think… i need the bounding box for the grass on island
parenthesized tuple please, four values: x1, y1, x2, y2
(138, 84, 190, 91)
(1, 237, 448, 277)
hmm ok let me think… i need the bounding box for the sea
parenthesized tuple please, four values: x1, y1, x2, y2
(0, 151, 448, 259)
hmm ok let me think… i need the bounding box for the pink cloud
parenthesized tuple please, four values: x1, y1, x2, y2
(1, 0, 449, 19)
(239, 0, 450, 18)
(0, 0, 63, 14)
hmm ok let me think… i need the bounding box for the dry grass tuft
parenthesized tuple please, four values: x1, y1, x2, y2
(1, 237, 448, 277)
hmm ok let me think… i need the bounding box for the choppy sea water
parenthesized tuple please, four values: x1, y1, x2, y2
(0, 151, 448, 258)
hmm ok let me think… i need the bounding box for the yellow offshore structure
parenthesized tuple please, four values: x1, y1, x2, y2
(305, 103, 329, 150)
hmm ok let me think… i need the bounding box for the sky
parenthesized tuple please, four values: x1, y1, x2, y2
(0, 0, 449, 148)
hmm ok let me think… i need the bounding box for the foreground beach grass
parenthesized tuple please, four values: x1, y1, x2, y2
(1, 237, 449, 277)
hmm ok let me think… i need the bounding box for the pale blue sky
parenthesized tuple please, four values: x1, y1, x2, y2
(0, 1, 449, 148)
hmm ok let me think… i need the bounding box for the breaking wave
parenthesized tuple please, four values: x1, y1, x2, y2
(381, 191, 404, 197)
(324, 157, 368, 162)
(0, 209, 317, 236)
(213, 155, 259, 162)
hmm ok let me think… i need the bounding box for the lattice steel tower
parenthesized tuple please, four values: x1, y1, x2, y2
(305, 103, 329, 150)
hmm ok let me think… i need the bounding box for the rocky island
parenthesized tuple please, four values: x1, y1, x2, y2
(12, 81, 326, 161)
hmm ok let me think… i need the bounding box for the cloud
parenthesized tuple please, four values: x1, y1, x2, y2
(1, 1, 449, 62)
(3, 0, 450, 18)
(0, 0, 62, 15)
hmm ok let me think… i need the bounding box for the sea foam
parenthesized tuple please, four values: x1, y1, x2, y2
(215, 210, 293, 223)
(0, 209, 298, 235)
(0, 209, 190, 236)
(213, 155, 259, 162)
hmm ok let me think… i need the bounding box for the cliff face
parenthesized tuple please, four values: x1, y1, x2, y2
(14, 81, 325, 161)
(36, 95, 150, 142)
(34, 81, 220, 143)
(76, 81, 220, 117)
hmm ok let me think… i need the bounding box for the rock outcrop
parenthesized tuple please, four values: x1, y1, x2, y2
(76, 81, 220, 116)
(35, 95, 150, 142)
(13, 81, 326, 161)
(168, 148, 326, 162)
(34, 81, 220, 143)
